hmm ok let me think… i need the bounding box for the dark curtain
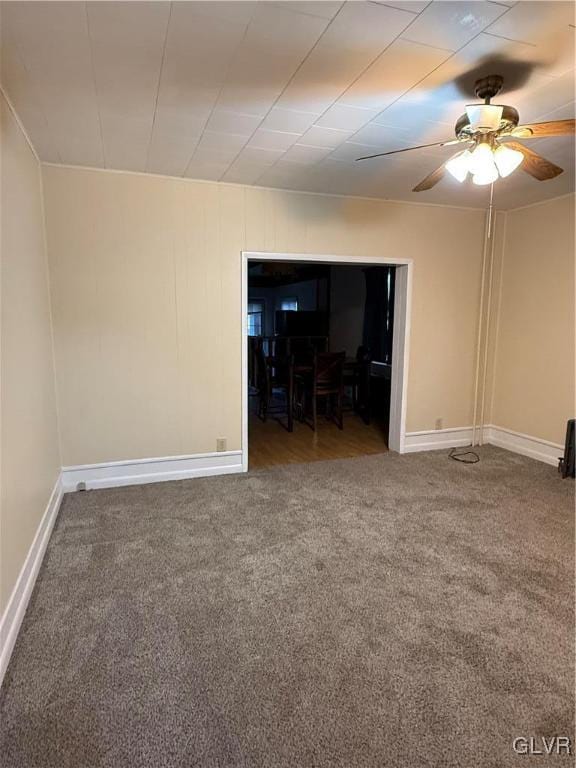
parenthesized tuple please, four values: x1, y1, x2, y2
(362, 266, 395, 364)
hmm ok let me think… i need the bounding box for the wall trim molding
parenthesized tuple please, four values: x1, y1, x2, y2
(506, 191, 575, 213)
(405, 424, 563, 467)
(61, 450, 244, 491)
(41, 162, 486, 212)
(2, 451, 244, 685)
(44, 162, 573, 213)
(0, 426, 561, 685)
(483, 425, 562, 466)
(0, 476, 63, 686)
(0, 86, 41, 163)
(404, 426, 474, 452)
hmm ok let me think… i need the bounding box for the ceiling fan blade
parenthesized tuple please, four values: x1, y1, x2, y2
(505, 140, 564, 180)
(356, 138, 463, 162)
(510, 119, 575, 138)
(413, 163, 446, 192)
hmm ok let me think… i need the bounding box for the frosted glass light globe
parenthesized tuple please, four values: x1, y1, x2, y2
(445, 150, 472, 182)
(493, 144, 524, 177)
(472, 165, 499, 185)
(468, 143, 496, 176)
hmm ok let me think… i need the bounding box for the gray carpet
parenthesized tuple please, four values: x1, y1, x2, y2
(1, 446, 574, 767)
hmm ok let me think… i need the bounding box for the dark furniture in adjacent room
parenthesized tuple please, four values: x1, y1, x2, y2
(256, 346, 294, 432)
(275, 310, 328, 338)
(297, 351, 345, 432)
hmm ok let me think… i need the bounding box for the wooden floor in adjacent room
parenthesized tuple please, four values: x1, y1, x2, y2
(248, 401, 388, 469)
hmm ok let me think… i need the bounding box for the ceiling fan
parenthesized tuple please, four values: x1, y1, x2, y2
(356, 75, 575, 192)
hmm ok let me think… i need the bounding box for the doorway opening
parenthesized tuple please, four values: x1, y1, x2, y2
(241, 253, 411, 471)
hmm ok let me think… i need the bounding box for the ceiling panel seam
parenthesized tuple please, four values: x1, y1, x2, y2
(250, 0, 513, 185)
(144, 2, 173, 173)
(181, 1, 261, 178)
(249, 1, 429, 185)
(85, 1, 107, 168)
(2, 25, 63, 164)
(339, 6, 516, 155)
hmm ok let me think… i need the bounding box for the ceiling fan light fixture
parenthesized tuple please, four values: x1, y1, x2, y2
(445, 150, 472, 183)
(468, 142, 496, 176)
(465, 104, 503, 132)
(493, 144, 524, 177)
(357, 73, 573, 193)
(472, 165, 499, 186)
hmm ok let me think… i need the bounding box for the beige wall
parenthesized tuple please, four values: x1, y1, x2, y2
(0, 123, 571, 613)
(489, 195, 575, 445)
(42, 165, 487, 465)
(0, 88, 572, 647)
(0, 94, 61, 613)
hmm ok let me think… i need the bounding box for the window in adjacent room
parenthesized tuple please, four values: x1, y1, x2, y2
(247, 301, 264, 336)
(280, 297, 298, 312)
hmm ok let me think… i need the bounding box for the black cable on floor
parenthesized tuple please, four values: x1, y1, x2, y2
(449, 447, 480, 464)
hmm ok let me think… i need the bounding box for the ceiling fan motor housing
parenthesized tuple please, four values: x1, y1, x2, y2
(455, 76, 519, 139)
(474, 74, 504, 101)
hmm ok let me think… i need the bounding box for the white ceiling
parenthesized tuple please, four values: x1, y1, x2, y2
(1, 0, 574, 209)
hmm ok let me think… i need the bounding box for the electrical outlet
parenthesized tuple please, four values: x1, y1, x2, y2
(216, 437, 227, 452)
(435, 418, 443, 431)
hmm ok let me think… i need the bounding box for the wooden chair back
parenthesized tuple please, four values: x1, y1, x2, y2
(313, 352, 345, 392)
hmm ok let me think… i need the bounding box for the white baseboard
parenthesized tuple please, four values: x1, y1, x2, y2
(483, 425, 562, 467)
(404, 424, 563, 467)
(403, 427, 473, 453)
(61, 450, 245, 491)
(1, 428, 559, 686)
(0, 475, 63, 687)
(0, 451, 244, 686)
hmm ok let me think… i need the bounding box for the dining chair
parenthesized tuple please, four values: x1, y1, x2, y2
(256, 345, 294, 432)
(298, 351, 345, 431)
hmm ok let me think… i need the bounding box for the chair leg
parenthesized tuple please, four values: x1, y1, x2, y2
(337, 390, 344, 429)
(296, 383, 305, 422)
(287, 376, 294, 433)
(260, 383, 271, 422)
(312, 391, 317, 431)
(361, 373, 370, 425)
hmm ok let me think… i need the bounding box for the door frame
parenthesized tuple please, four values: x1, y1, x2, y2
(241, 251, 413, 472)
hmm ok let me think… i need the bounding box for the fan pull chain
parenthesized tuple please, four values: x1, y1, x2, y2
(487, 182, 494, 239)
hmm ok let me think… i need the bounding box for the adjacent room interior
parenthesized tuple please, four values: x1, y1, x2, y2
(0, 1, 574, 766)
(247, 259, 396, 468)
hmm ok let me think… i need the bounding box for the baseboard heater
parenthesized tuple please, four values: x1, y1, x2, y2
(558, 419, 575, 478)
